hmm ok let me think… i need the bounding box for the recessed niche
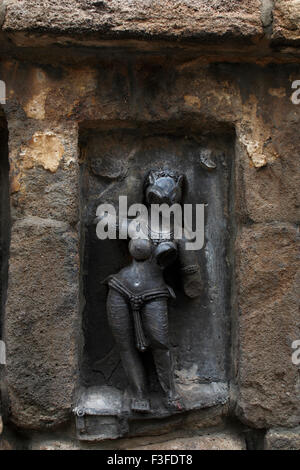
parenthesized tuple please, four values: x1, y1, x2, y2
(76, 122, 234, 440)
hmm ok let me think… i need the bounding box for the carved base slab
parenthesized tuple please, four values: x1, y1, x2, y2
(74, 383, 229, 441)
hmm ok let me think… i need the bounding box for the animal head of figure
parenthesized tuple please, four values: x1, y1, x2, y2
(144, 169, 184, 206)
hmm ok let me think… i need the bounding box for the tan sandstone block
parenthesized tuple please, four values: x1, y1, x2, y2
(236, 223, 300, 428)
(5, 216, 79, 429)
(2, 0, 263, 41)
(273, 0, 300, 41)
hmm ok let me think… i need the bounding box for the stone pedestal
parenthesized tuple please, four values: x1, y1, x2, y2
(75, 382, 228, 441)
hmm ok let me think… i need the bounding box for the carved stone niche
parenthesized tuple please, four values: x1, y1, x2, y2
(75, 124, 234, 441)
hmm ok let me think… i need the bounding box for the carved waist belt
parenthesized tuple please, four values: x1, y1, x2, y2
(107, 277, 172, 352)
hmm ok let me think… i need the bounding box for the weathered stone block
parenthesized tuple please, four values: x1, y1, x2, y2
(4, 216, 79, 429)
(7, 121, 79, 226)
(265, 427, 300, 450)
(235, 70, 300, 224)
(125, 432, 246, 450)
(236, 223, 300, 428)
(2, 0, 263, 41)
(235, 136, 300, 224)
(272, 1, 300, 42)
(30, 438, 80, 450)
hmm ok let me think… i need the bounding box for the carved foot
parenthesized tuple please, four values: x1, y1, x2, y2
(131, 398, 151, 413)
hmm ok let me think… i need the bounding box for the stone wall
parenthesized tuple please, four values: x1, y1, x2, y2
(0, 0, 299, 450)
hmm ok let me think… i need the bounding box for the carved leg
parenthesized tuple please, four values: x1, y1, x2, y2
(107, 289, 150, 412)
(143, 299, 183, 410)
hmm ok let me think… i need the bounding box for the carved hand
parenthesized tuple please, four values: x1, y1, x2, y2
(182, 270, 203, 298)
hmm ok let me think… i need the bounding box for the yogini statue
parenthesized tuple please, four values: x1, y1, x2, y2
(104, 170, 203, 413)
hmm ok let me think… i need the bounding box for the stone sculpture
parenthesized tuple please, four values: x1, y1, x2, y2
(105, 170, 202, 412)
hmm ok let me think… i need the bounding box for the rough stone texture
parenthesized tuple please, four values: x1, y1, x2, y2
(124, 432, 246, 450)
(30, 437, 80, 451)
(2, 0, 263, 39)
(0, 3, 299, 444)
(235, 64, 300, 224)
(236, 223, 300, 428)
(7, 120, 79, 225)
(4, 216, 79, 429)
(272, 0, 300, 41)
(0, 54, 299, 435)
(29, 428, 244, 450)
(0, 60, 298, 227)
(265, 427, 300, 450)
(1, 98, 80, 430)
